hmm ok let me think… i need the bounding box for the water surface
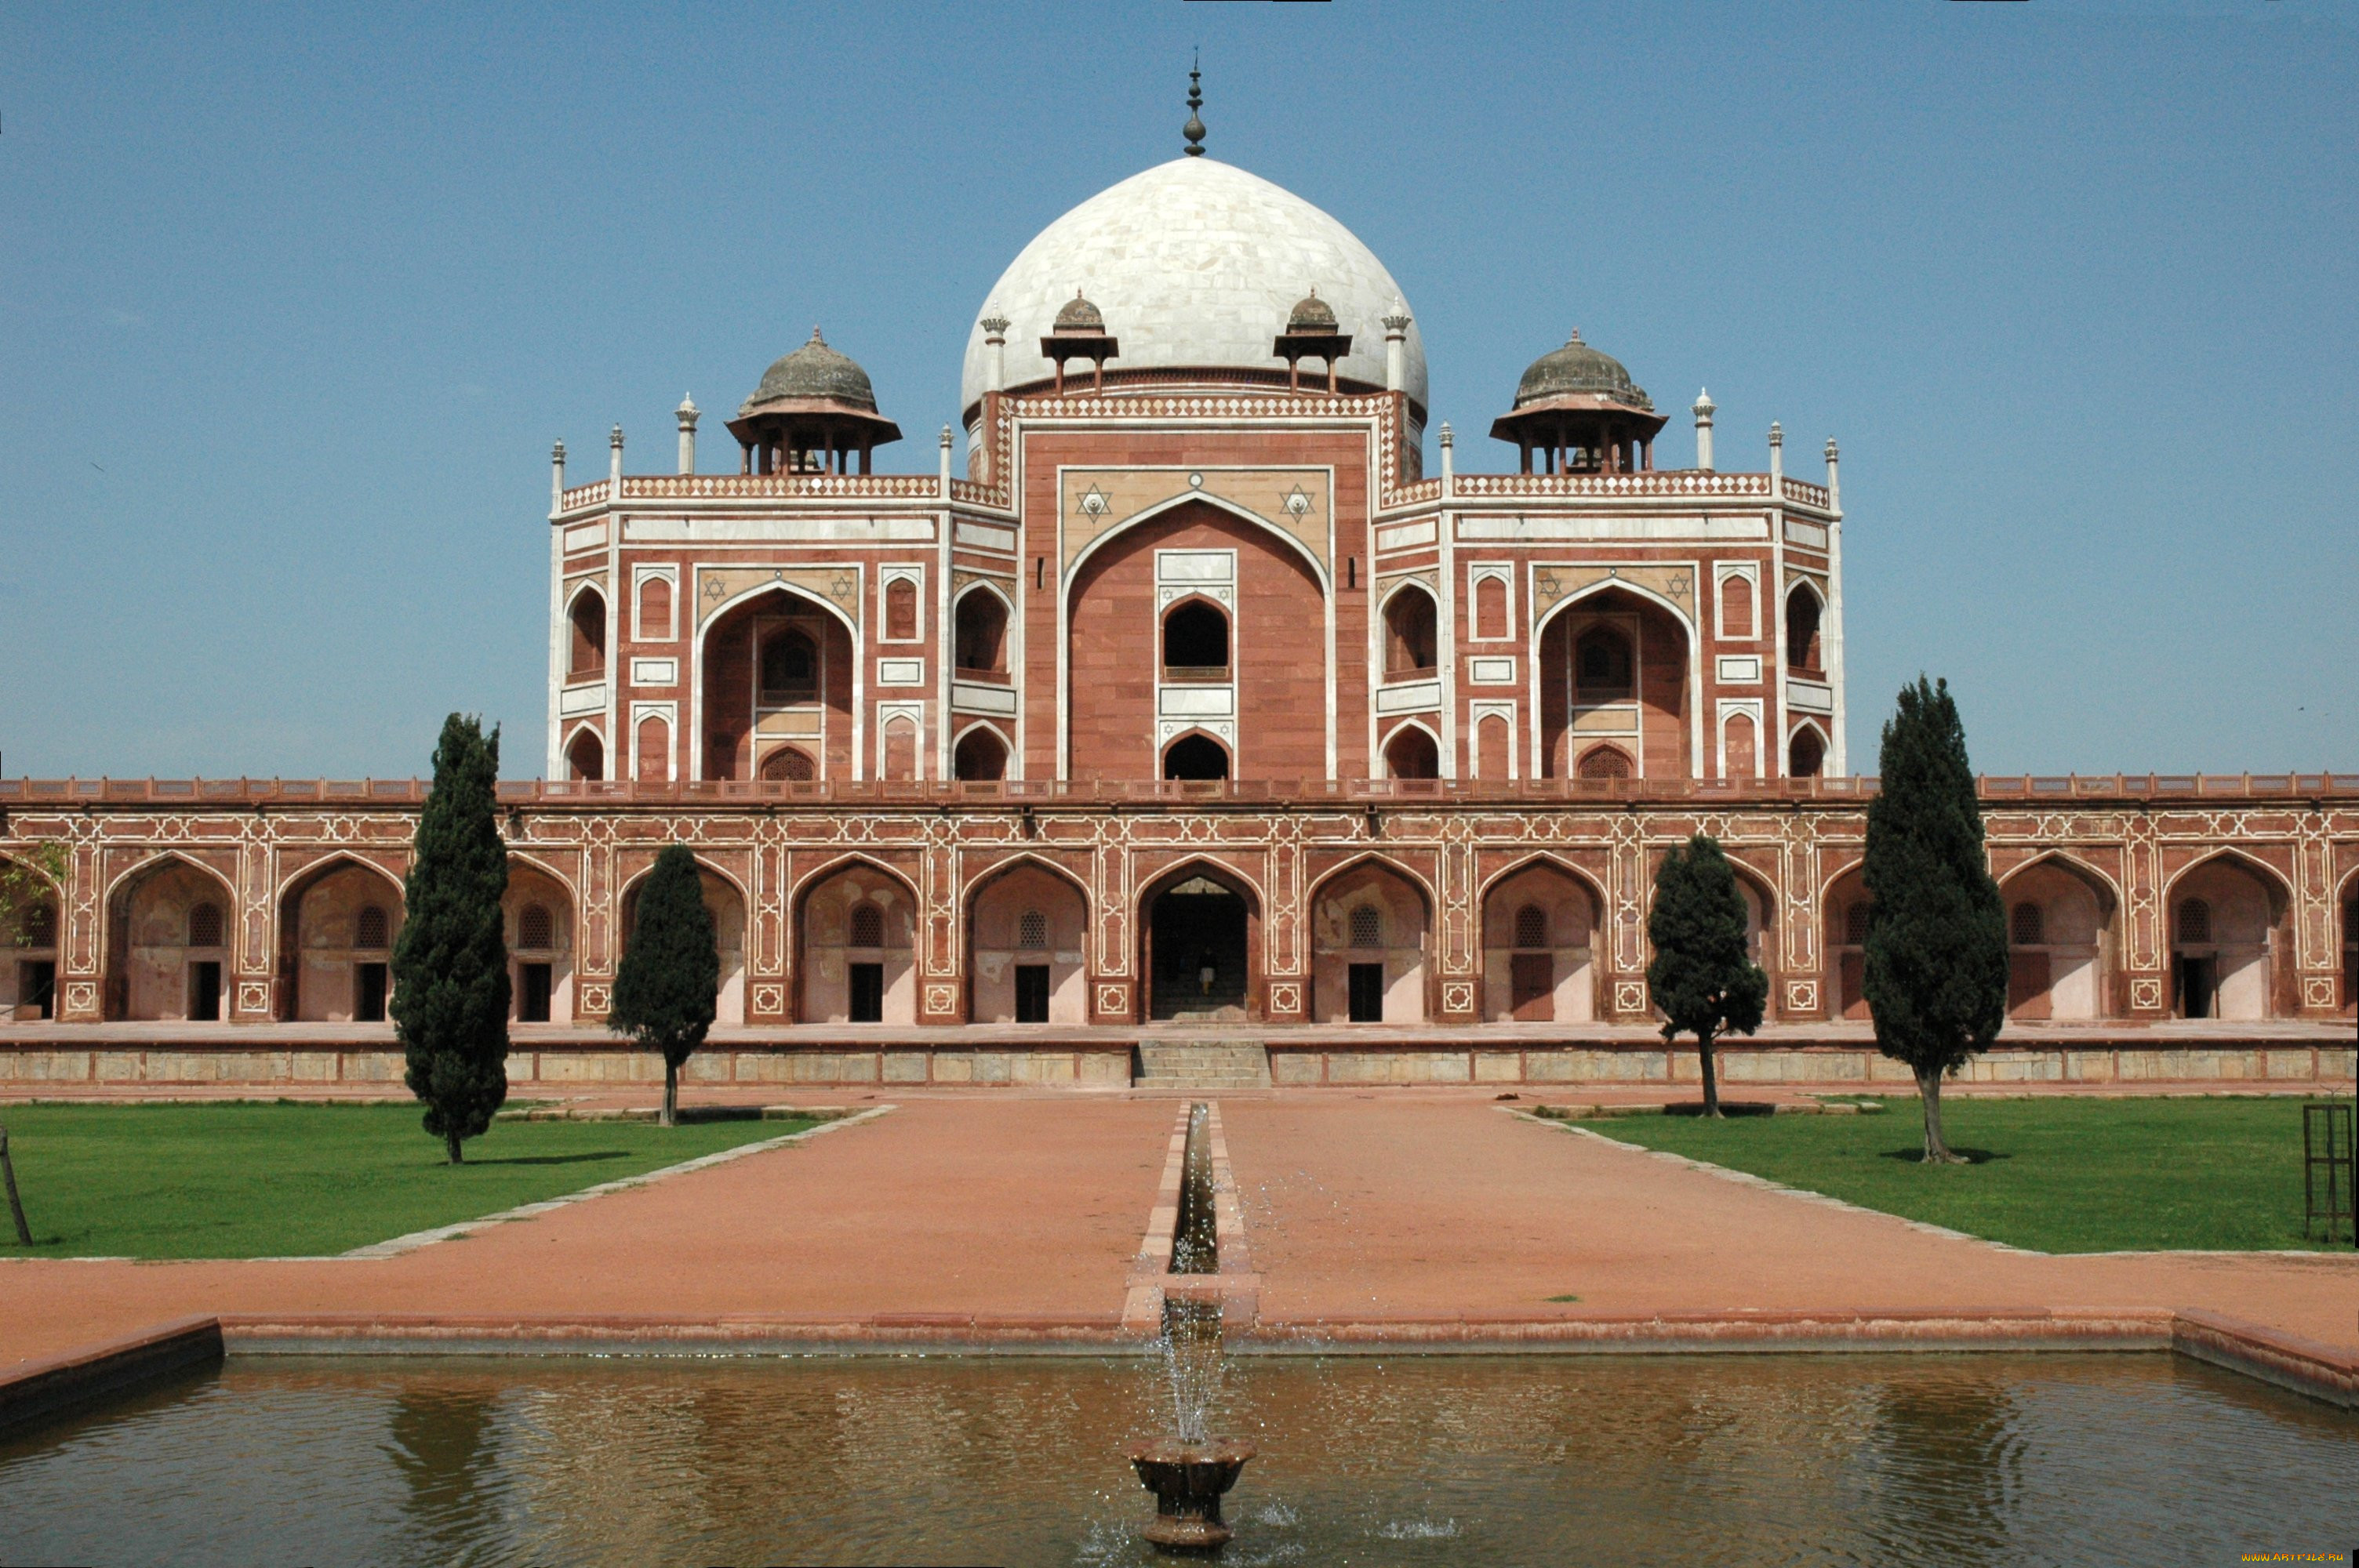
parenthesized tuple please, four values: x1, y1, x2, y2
(1, 1352, 2351, 1566)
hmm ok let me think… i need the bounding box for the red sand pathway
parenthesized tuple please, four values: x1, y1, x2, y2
(2, 1091, 2354, 1378)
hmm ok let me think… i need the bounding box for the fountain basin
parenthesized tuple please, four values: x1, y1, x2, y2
(1125, 1436, 1256, 1551)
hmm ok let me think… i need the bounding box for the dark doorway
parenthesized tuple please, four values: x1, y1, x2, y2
(1149, 876, 1249, 1020)
(355, 963, 389, 1023)
(849, 962, 885, 1023)
(187, 961, 222, 1022)
(1163, 735, 1230, 781)
(1510, 953, 1553, 1020)
(1162, 601, 1229, 671)
(1014, 964, 1050, 1025)
(2177, 955, 2218, 1020)
(519, 963, 554, 1023)
(16, 960, 54, 1021)
(1347, 962, 1385, 1023)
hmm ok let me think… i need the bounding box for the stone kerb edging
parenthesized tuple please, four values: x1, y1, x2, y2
(1232, 1308, 2179, 1357)
(2172, 1308, 2359, 1408)
(216, 1312, 1133, 1358)
(1121, 1101, 1259, 1334)
(329, 1105, 894, 1261)
(0, 1316, 224, 1436)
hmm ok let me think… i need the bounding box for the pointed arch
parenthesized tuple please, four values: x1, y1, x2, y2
(1477, 850, 1611, 911)
(1530, 575, 1699, 642)
(104, 851, 243, 1023)
(1307, 852, 1434, 1023)
(1063, 491, 1334, 593)
(794, 853, 922, 1025)
(275, 853, 406, 1024)
(1303, 851, 1439, 916)
(952, 580, 1013, 674)
(966, 853, 1093, 1025)
(1161, 729, 1233, 781)
(1996, 850, 2124, 912)
(1787, 719, 1830, 779)
(1530, 578, 1703, 782)
(1139, 855, 1264, 1024)
(1381, 718, 1442, 780)
(561, 722, 606, 782)
(2161, 847, 2296, 908)
(694, 579, 863, 784)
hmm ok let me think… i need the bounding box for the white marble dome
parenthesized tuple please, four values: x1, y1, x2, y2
(961, 158, 1427, 417)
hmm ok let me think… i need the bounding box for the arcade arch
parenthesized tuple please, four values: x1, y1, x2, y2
(954, 586, 1009, 676)
(1162, 733, 1230, 782)
(504, 862, 574, 1024)
(1, 855, 60, 1022)
(1536, 586, 1692, 779)
(700, 586, 854, 782)
(1382, 723, 1441, 781)
(1382, 583, 1438, 675)
(1481, 861, 1599, 1022)
(1785, 582, 1823, 674)
(953, 725, 1009, 782)
(564, 727, 605, 782)
(2168, 855, 2285, 1020)
(105, 856, 238, 1022)
(797, 861, 916, 1024)
(1999, 857, 2116, 1021)
(1141, 862, 1259, 1022)
(567, 586, 607, 681)
(277, 857, 404, 1023)
(1310, 860, 1430, 1023)
(619, 860, 747, 1025)
(1788, 723, 1827, 779)
(1067, 501, 1325, 782)
(968, 860, 1089, 1024)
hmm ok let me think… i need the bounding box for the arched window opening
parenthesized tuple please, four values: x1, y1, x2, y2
(1574, 626, 1634, 700)
(1514, 904, 1548, 949)
(635, 575, 673, 641)
(1163, 735, 1230, 781)
(758, 629, 818, 706)
(1718, 574, 1754, 640)
(20, 900, 57, 949)
(954, 590, 1009, 675)
(1383, 726, 1440, 780)
(518, 903, 554, 951)
(848, 903, 884, 949)
(885, 577, 918, 641)
(187, 902, 224, 948)
(1349, 904, 1383, 949)
(354, 905, 390, 951)
(1162, 601, 1229, 674)
(954, 728, 1009, 782)
(568, 590, 606, 680)
(1474, 576, 1509, 641)
(1017, 909, 1049, 949)
(1788, 726, 1826, 779)
(759, 746, 815, 782)
(565, 729, 605, 783)
(1845, 902, 1870, 945)
(1786, 586, 1823, 673)
(2178, 898, 2212, 945)
(1383, 586, 1438, 675)
(1576, 745, 1633, 781)
(2012, 902, 2045, 945)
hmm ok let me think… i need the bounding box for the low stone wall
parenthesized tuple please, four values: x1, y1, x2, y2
(0, 1044, 1136, 1091)
(0, 1038, 2348, 1093)
(1267, 1043, 2357, 1088)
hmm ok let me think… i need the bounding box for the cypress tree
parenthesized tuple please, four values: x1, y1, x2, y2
(1646, 832, 1768, 1117)
(609, 844, 718, 1127)
(392, 715, 511, 1164)
(1862, 677, 2008, 1163)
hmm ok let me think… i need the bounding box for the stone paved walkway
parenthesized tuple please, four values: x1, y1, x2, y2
(3, 1091, 2354, 1380)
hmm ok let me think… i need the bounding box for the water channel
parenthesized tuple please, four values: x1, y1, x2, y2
(1, 1350, 2350, 1566)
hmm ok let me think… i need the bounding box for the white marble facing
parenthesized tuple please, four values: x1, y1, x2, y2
(962, 158, 1427, 414)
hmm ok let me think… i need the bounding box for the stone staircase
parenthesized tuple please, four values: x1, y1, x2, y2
(1133, 1040, 1271, 1090)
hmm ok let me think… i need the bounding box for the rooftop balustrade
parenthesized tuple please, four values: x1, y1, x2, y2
(5, 774, 2353, 811)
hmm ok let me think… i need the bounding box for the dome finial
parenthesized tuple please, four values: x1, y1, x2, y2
(1183, 53, 1206, 157)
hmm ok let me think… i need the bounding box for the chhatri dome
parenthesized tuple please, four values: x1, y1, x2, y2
(960, 155, 1428, 419)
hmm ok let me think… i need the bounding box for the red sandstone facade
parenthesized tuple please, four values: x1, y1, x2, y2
(4, 151, 2354, 1042)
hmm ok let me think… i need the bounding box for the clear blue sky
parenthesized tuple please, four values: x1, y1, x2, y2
(3, 2, 2351, 779)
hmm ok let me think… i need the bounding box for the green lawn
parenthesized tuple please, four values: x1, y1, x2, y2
(0, 1103, 813, 1259)
(1564, 1096, 2351, 1254)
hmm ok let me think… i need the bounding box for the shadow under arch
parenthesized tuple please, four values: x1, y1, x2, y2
(791, 852, 921, 1025)
(1137, 856, 1264, 1024)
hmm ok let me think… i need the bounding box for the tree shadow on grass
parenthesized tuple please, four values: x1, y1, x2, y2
(1875, 1148, 2011, 1165)
(461, 1151, 631, 1168)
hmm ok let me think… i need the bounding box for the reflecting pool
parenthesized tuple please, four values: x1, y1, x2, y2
(1, 1352, 2351, 1566)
